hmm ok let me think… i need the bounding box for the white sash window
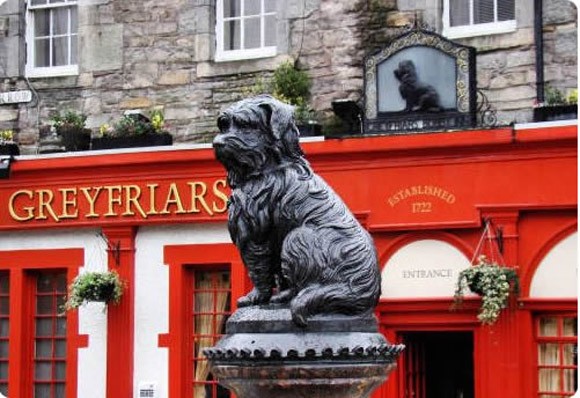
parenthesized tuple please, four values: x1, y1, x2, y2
(442, 0, 516, 39)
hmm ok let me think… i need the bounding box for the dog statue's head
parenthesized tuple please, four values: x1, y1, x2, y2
(394, 60, 417, 84)
(213, 95, 306, 187)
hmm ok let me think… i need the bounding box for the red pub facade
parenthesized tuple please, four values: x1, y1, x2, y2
(0, 120, 576, 398)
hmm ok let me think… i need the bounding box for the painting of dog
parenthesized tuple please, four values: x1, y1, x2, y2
(394, 59, 442, 112)
(213, 95, 381, 327)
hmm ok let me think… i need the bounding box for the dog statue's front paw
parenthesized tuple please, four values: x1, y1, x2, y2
(270, 289, 295, 304)
(290, 302, 308, 328)
(237, 288, 271, 307)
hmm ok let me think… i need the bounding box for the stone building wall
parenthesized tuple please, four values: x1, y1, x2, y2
(0, 0, 576, 154)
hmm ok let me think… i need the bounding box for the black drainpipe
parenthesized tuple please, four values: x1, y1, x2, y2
(534, 0, 545, 103)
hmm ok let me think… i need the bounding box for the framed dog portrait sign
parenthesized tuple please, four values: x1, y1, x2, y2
(364, 29, 476, 134)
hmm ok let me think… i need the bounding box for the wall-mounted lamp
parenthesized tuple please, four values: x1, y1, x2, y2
(0, 156, 13, 179)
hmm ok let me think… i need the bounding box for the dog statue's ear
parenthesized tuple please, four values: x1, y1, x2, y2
(259, 98, 303, 159)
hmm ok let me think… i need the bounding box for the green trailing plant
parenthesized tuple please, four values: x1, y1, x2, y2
(454, 255, 520, 325)
(65, 270, 124, 310)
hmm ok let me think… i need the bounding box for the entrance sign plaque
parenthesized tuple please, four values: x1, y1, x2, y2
(364, 29, 476, 134)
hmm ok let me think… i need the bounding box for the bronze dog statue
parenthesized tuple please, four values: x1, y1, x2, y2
(213, 95, 380, 326)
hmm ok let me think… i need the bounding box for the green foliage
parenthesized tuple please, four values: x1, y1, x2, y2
(271, 61, 311, 106)
(246, 61, 316, 124)
(545, 86, 578, 106)
(50, 110, 87, 130)
(0, 129, 14, 143)
(99, 110, 167, 137)
(65, 271, 124, 310)
(454, 255, 519, 324)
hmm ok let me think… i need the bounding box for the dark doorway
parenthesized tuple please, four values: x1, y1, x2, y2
(401, 331, 474, 398)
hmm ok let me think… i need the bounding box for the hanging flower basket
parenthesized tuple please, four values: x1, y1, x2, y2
(454, 255, 520, 324)
(65, 270, 124, 310)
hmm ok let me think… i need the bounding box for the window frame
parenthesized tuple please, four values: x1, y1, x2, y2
(0, 248, 84, 398)
(215, 0, 277, 62)
(534, 313, 578, 397)
(442, 0, 516, 39)
(25, 0, 79, 78)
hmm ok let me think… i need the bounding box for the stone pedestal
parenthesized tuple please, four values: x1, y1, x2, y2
(204, 305, 404, 398)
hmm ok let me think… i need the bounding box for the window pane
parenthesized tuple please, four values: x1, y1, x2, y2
(224, 20, 241, 50)
(31, 0, 48, 5)
(0, 342, 8, 357)
(474, 0, 494, 24)
(37, 296, 54, 315)
(55, 339, 66, 358)
(563, 317, 577, 336)
(0, 299, 8, 315)
(53, 7, 69, 35)
(264, 0, 276, 13)
(0, 275, 9, 293)
(562, 344, 576, 365)
(449, 0, 470, 26)
(244, 0, 260, 16)
(56, 274, 67, 294)
(539, 317, 558, 336)
(50, 0, 66, 3)
(34, 383, 51, 398)
(539, 369, 560, 393)
(563, 369, 577, 392)
(0, 320, 8, 337)
(36, 339, 52, 358)
(35, 361, 52, 379)
(0, 362, 8, 379)
(34, 10, 51, 37)
(55, 383, 65, 398)
(56, 317, 66, 336)
(539, 343, 560, 365)
(71, 35, 78, 64)
(498, 0, 515, 21)
(36, 318, 53, 336)
(224, 0, 241, 18)
(265, 15, 276, 46)
(55, 362, 66, 380)
(244, 17, 260, 49)
(52, 37, 69, 66)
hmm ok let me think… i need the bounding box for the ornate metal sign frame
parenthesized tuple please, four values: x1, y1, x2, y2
(364, 29, 476, 134)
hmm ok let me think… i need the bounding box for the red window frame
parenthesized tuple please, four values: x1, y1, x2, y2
(0, 248, 84, 398)
(535, 313, 578, 397)
(191, 268, 232, 397)
(162, 243, 246, 398)
(0, 272, 9, 395)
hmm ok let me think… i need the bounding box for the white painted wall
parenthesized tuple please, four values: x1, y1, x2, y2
(0, 229, 107, 398)
(381, 239, 472, 298)
(133, 223, 230, 398)
(530, 232, 578, 298)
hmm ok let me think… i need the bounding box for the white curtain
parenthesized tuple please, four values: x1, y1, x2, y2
(193, 271, 230, 398)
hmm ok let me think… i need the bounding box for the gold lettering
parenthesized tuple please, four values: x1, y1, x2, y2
(81, 187, 103, 218)
(9, 190, 35, 221)
(37, 189, 60, 222)
(59, 188, 78, 219)
(147, 184, 159, 215)
(104, 186, 123, 217)
(212, 179, 228, 213)
(123, 185, 147, 218)
(161, 183, 186, 214)
(188, 181, 213, 215)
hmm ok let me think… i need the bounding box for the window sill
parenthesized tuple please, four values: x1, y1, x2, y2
(197, 53, 292, 78)
(443, 20, 517, 40)
(214, 47, 277, 63)
(25, 65, 79, 79)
